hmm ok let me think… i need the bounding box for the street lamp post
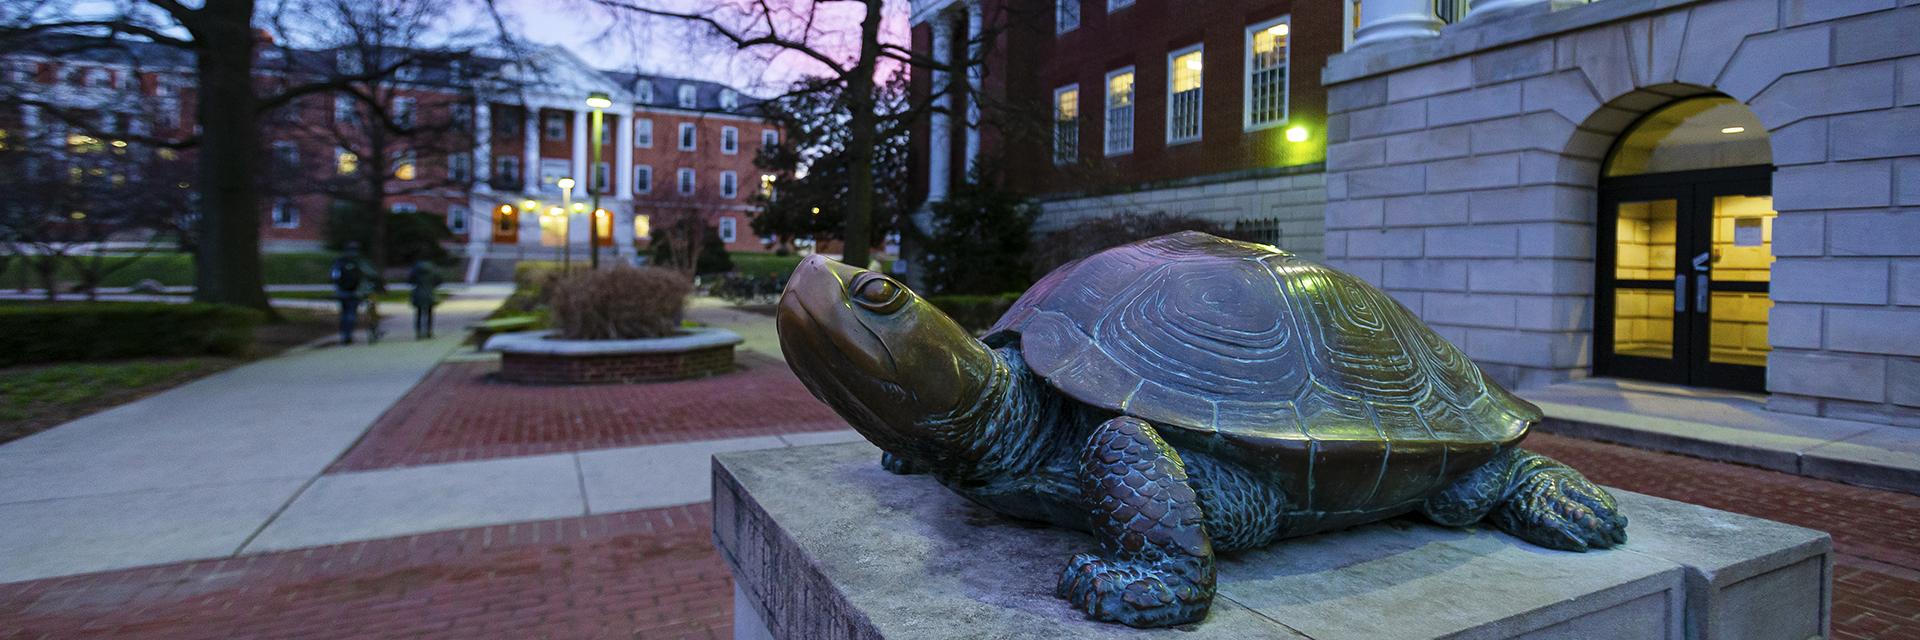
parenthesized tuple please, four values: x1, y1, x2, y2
(557, 177, 576, 271)
(586, 92, 612, 269)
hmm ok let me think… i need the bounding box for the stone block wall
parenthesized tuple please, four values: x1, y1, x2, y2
(1322, 0, 1920, 424)
(1035, 170, 1329, 260)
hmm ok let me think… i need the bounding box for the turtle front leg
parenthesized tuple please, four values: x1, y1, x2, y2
(1057, 417, 1215, 627)
(1422, 447, 1627, 551)
(880, 451, 922, 475)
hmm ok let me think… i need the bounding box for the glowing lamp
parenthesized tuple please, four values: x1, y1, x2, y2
(1285, 126, 1309, 142)
(585, 92, 613, 110)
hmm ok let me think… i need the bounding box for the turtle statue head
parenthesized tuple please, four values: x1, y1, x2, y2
(777, 255, 996, 462)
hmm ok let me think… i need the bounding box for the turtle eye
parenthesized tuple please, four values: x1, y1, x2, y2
(850, 275, 906, 313)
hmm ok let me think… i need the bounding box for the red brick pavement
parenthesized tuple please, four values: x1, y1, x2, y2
(1527, 433, 1920, 640)
(0, 505, 729, 640)
(329, 352, 846, 472)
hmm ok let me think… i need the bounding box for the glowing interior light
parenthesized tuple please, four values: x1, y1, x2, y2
(1720, 126, 1746, 134)
(1285, 126, 1309, 142)
(1270, 24, 1288, 37)
(1185, 58, 1203, 71)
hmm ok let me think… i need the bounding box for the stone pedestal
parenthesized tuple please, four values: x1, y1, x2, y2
(713, 442, 1832, 640)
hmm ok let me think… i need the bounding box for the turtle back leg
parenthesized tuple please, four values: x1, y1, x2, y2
(1057, 417, 1215, 627)
(880, 451, 922, 474)
(1422, 447, 1628, 551)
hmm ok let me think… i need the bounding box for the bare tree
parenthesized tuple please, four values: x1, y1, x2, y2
(588, 0, 1030, 269)
(0, 121, 182, 300)
(0, 0, 519, 312)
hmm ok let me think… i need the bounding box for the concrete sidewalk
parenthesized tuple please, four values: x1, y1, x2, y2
(0, 287, 506, 584)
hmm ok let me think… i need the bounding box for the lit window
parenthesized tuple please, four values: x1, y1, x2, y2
(677, 168, 695, 195)
(1105, 68, 1135, 155)
(336, 147, 359, 175)
(393, 150, 416, 181)
(1057, 0, 1079, 33)
(718, 217, 737, 243)
(1167, 45, 1203, 144)
(721, 126, 738, 154)
(678, 85, 697, 109)
(271, 199, 299, 228)
(1245, 17, 1290, 129)
(1053, 85, 1079, 164)
(635, 165, 653, 194)
(720, 90, 738, 110)
(448, 205, 469, 233)
(634, 214, 651, 240)
(721, 171, 738, 198)
(761, 130, 778, 147)
(544, 113, 566, 140)
(760, 173, 776, 199)
(636, 118, 654, 147)
(679, 123, 696, 150)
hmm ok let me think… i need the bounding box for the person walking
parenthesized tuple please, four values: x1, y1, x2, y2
(329, 242, 374, 345)
(406, 259, 443, 339)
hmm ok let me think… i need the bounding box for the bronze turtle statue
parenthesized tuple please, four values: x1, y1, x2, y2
(776, 231, 1626, 628)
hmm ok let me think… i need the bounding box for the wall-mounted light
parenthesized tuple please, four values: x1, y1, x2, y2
(520, 199, 537, 211)
(571, 202, 587, 212)
(1285, 126, 1309, 142)
(1720, 126, 1746, 134)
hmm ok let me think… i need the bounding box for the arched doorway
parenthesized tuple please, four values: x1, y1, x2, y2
(1596, 96, 1774, 392)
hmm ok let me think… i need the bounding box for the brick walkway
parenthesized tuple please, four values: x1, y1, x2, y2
(0, 505, 729, 640)
(1526, 433, 1920, 640)
(329, 353, 845, 472)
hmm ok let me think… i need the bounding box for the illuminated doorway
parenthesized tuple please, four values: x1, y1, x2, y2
(1597, 96, 1774, 392)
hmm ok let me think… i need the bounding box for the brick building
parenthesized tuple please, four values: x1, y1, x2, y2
(917, 0, 1920, 426)
(2, 39, 780, 280)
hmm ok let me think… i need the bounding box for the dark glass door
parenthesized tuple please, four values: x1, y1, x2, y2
(1597, 166, 1773, 392)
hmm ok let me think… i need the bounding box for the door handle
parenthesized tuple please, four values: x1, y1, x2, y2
(1674, 275, 1687, 312)
(1696, 275, 1710, 313)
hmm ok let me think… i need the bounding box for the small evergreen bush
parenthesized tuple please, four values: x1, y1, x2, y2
(0, 303, 263, 366)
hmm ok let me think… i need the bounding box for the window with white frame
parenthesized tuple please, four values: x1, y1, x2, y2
(678, 123, 696, 150)
(448, 205, 469, 234)
(677, 168, 695, 195)
(636, 81, 654, 104)
(598, 120, 613, 145)
(636, 118, 653, 147)
(718, 217, 737, 243)
(635, 165, 653, 194)
(720, 171, 738, 198)
(1053, 85, 1079, 164)
(271, 199, 298, 228)
(335, 95, 357, 124)
(594, 162, 610, 192)
(446, 154, 470, 182)
(544, 113, 566, 140)
(1108, 0, 1133, 11)
(1057, 0, 1079, 33)
(1167, 45, 1203, 144)
(721, 126, 739, 154)
(393, 97, 416, 128)
(497, 156, 520, 184)
(720, 90, 738, 110)
(678, 85, 697, 108)
(1245, 17, 1290, 130)
(272, 141, 300, 173)
(1105, 67, 1135, 155)
(761, 129, 778, 148)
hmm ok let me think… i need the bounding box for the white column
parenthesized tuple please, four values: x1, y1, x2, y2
(615, 111, 634, 200)
(570, 109, 589, 248)
(473, 102, 492, 193)
(963, 0, 982, 180)
(1352, 0, 1443, 47)
(927, 13, 954, 204)
(1469, 0, 1551, 19)
(522, 107, 540, 193)
(613, 203, 635, 258)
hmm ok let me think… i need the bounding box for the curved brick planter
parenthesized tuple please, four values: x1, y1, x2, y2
(485, 328, 744, 384)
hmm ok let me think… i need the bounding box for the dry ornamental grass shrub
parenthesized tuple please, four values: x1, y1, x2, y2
(548, 267, 693, 340)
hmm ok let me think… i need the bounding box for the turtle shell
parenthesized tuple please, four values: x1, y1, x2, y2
(984, 231, 1542, 511)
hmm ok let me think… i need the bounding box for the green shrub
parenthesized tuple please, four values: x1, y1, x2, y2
(0, 303, 264, 366)
(927, 293, 1023, 334)
(0, 252, 337, 289)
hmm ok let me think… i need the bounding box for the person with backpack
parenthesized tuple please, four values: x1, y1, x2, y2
(406, 259, 443, 340)
(330, 242, 375, 345)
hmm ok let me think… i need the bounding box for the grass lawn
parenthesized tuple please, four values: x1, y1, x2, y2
(0, 252, 338, 290)
(730, 253, 805, 278)
(270, 290, 444, 304)
(0, 306, 337, 445)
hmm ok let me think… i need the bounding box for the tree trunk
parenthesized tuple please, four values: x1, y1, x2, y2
(189, 0, 273, 313)
(367, 123, 390, 272)
(839, 0, 885, 270)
